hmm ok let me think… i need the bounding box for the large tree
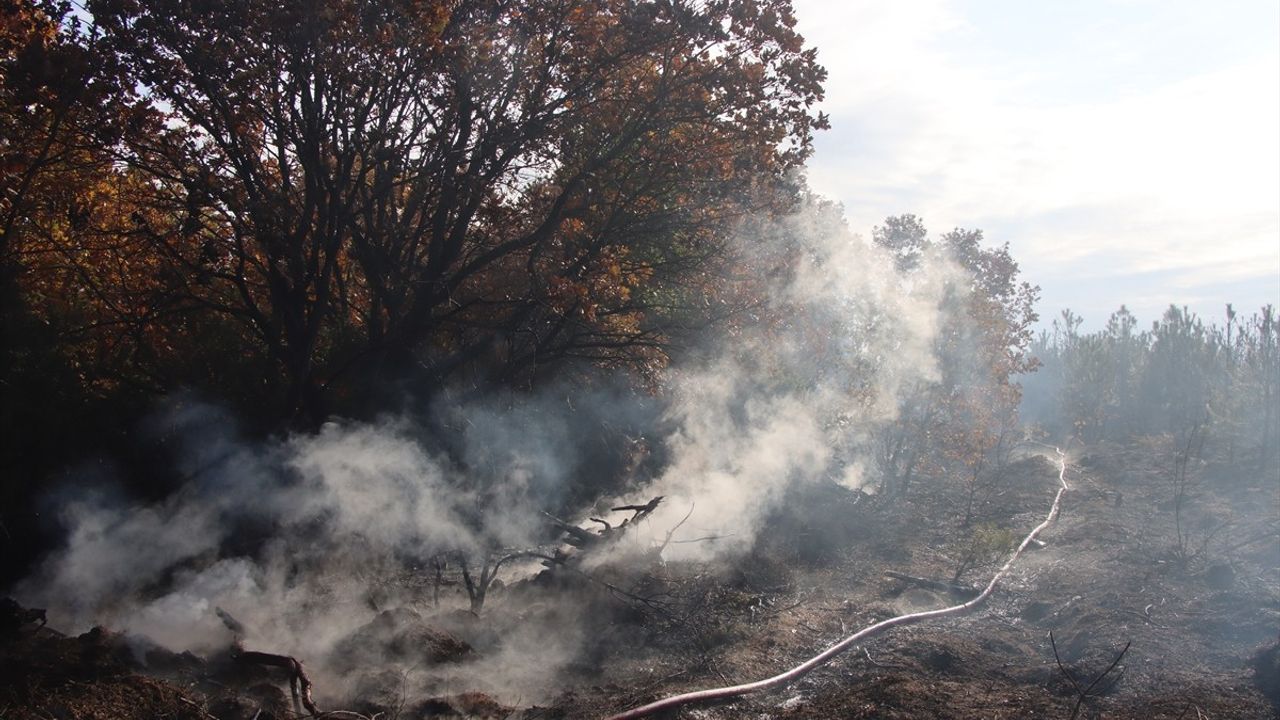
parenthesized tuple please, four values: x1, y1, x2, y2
(55, 0, 827, 423)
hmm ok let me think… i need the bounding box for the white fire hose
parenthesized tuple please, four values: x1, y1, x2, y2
(607, 449, 1070, 720)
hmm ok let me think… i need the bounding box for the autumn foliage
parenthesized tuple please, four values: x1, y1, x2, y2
(871, 215, 1040, 513)
(3, 0, 828, 426)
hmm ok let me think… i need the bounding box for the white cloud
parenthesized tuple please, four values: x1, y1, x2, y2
(794, 0, 1280, 325)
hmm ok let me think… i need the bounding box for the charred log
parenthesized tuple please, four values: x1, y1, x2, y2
(545, 496, 665, 556)
(231, 648, 319, 717)
(612, 496, 664, 515)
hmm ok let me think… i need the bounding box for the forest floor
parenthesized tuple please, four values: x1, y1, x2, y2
(2, 439, 1278, 719)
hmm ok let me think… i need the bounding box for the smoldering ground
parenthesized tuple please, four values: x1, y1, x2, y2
(14, 392, 658, 701)
(12, 199, 982, 704)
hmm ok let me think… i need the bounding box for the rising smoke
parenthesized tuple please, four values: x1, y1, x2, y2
(610, 202, 960, 560)
(14, 198, 972, 702)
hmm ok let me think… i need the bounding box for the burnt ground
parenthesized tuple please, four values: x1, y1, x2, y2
(2, 438, 1278, 719)
(549, 441, 1280, 719)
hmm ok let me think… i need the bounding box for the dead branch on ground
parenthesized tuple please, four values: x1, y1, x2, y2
(612, 496, 664, 515)
(232, 648, 319, 717)
(545, 514, 602, 549)
(543, 496, 667, 560)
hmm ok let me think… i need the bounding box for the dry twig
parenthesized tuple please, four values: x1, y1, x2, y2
(1050, 630, 1131, 720)
(863, 648, 910, 670)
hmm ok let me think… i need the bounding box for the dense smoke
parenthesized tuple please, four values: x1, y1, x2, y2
(14, 199, 974, 700)
(609, 204, 960, 559)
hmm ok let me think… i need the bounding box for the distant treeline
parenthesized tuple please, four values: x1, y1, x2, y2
(1021, 305, 1280, 469)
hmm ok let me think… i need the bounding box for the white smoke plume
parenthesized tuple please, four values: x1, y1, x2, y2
(606, 200, 963, 560)
(13, 197, 970, 702)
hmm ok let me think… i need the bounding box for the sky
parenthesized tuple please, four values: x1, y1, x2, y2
(791, 0, 1280, 329)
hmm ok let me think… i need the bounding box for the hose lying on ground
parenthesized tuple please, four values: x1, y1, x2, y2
(607, 449, 1070, 720)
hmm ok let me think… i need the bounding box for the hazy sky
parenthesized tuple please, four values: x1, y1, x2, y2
(791, 0, 1280, 328)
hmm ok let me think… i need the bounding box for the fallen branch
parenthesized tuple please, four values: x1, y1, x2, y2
(544, 496, 665, 552)
(543, 513, 600, 548)
(606, 449, 1071, 720)
(612, 496, 664, 516)
(505, 551, 671, 612)
(233, 649, 320, 717)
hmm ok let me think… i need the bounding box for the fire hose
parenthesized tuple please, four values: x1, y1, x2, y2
(606, 449, 1070, 720)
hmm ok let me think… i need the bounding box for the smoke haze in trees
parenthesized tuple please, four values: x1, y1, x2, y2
(610, 201, 963, 560)
(14, 199, 975, 696)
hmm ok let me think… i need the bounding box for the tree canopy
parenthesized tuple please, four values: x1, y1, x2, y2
(4, 0, 827, 424)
